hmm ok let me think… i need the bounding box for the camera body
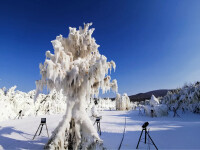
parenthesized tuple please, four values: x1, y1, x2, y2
(96, 118, 100, 121)
(96, 116, 102, 122)
(41, 118, 46, 124)
(142, 122, 149, 129)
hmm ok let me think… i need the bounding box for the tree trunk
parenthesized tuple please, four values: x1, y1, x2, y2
(44, 100, 102, 150)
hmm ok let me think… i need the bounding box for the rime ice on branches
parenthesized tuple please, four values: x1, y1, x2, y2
(35, 23, 118, 149)
(115, 93, 131, 111)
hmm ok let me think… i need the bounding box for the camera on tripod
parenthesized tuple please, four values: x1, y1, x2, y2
(33, 118, 49, 140)
(93, 116, 102, 136)
(136, 122, 158, 150)
(142, 122, 149, 129)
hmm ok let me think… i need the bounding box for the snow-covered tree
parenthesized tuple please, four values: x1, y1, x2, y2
(115, 93, 121, 110)
(0, 86, 66, 122)
(35, 23, 118, 149)
(149, 95, 160, 107)
(115, 93, 131, 110)
(162, 82, 200, 113)
(35, 89, 66, 115)
(95, 98, 116, 111)
(143, 95, 168, 117)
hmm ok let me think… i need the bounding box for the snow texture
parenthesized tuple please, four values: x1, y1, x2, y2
(1, 110, 200, 150)
(35, 23, 118, 149)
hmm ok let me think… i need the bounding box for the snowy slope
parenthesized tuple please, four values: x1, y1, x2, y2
(0, 110, 200, 149)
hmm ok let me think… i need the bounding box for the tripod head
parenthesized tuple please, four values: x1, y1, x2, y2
(142, 122, 149, 129)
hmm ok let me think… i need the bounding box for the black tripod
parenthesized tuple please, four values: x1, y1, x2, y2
(93, 117, 101, 136)
(33, 118, 49, 140)
(15, 110, 23, 119)
(136, 122, 158, 150)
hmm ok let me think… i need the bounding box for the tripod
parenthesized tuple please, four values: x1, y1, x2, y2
(93, 118, 101, 136)
(15, 110, 23, 119)
(33, 118, 49, 140)
(136, 127, 158, 150)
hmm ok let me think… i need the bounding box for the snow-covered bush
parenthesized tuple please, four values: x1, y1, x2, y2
(144, 95, 168, 117)
(0, 85, 115, 123)
(0, 86, 66, 122)
(0, 86, 16, 121)
(35, 23, 118, 149)
(150, 95, 160, 106)
(116, 93, 131, 111)
(130, 102, 137, 110)
(35, 89, 66, 115)
(96, 98, 116, 111)
(144, 100, 150, 105)
(162, 82, 200, 113)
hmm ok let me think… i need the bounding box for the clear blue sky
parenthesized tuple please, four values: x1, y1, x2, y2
(1, 0, 200, 96)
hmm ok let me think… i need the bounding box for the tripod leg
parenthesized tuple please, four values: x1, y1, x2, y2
(97, 122, 101, 135)
(99, 122, 101, 135)
(33, 124, 41, 140)
(147, 130, 150, 150)
(45, 124, 49, 138)
(146, 132, 158, 150)
(38, 124, 43, 136)
(145, 129, 147, 144)
(136, 129, 144, 149)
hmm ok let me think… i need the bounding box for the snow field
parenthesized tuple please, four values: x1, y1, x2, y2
(1, 109, 200, 149)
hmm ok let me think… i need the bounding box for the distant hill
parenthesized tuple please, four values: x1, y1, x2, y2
(128, 89, 171, 102)
(109, 89, 171, 102)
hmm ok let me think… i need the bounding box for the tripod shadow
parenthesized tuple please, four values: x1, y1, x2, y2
(0, 126, 48, 149)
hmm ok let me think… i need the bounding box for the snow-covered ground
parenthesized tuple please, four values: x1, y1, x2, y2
(0, 110, 200, 150)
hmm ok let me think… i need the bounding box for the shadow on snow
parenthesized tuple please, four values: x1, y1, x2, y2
(0, 126, 48, 150)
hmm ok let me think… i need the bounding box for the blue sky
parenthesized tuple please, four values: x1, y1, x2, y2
(0, 0, 200, 96)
